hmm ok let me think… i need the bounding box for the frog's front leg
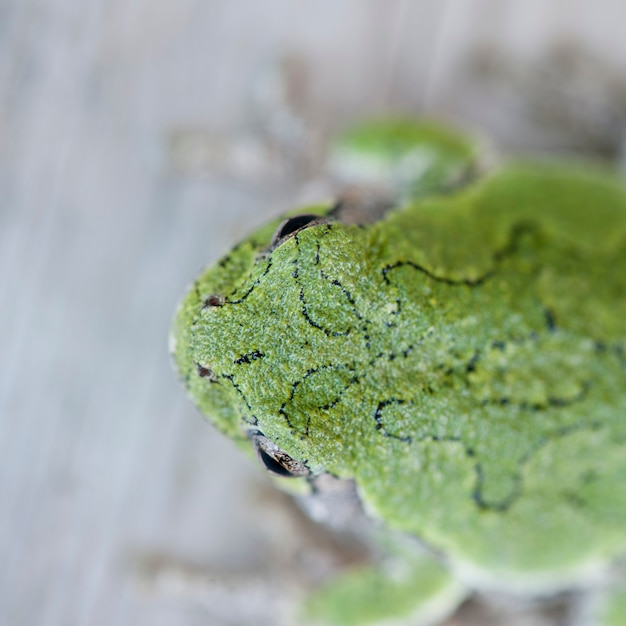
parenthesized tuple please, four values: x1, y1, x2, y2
(301, 533, 467, 626)
(275, 473, 468, 626)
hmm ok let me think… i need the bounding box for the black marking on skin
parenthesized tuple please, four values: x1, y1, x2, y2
(546, 382, 591, 407)
(544, 307, 557, 332)
(452, 330, 593, 410)
(470, 420, 604, 512)
(279, 364, 360, 436)
(373, 399, 413, 443)
(401, 344, 416, 358)
(278, 405, 296, 431)
(405, 420, 604, 513)
(221, 373, 256, 418)
(298, 286, 349, 336)
(194, 220, 346, 340)
(216, 249, 237, 270)
(226, 260, 273, 305)
(465, 350, 480, 373)
(321, 272, 363, 319)
(289, 226, 365, 338)
(381, 221, 539, 288)
(367, 342, 417, 368)
(431, 434, 464, 445)
(382, 260, 490, 288)
(234, 350, 264, 365)
(365, 361, 596, 513)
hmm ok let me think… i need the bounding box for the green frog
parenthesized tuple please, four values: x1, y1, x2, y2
(171, 119, 626, 626)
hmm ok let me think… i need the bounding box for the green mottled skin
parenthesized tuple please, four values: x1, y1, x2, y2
(172, 121, 626, 623)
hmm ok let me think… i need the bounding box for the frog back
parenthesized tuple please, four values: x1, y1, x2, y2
(354, 162, 626, 585)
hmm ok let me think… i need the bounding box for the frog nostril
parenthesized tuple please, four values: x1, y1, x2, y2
(196, 363, 217, 381)
(204, 294, 224, 307)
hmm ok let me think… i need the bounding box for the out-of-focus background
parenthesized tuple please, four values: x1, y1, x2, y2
(2, 2, 626, 625)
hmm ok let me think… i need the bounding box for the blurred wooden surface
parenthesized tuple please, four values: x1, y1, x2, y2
(1, 2, 626, 625)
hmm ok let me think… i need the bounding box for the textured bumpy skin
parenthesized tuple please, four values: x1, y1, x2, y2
(171, 124, 626, 622)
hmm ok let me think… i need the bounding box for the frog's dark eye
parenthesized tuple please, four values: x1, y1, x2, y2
(269, 214, 323, 250)
(250, 432, 310, 478)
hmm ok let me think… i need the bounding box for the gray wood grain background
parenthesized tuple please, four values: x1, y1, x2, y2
(2, 2, 626, 625)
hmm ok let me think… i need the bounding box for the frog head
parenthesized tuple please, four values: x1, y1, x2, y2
(170, 119, 481, 483)
(171, 209, 385, 481)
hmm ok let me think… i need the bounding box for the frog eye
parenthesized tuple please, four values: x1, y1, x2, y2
(250, 432, 310, 478)
(269, 214, 323, 250)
